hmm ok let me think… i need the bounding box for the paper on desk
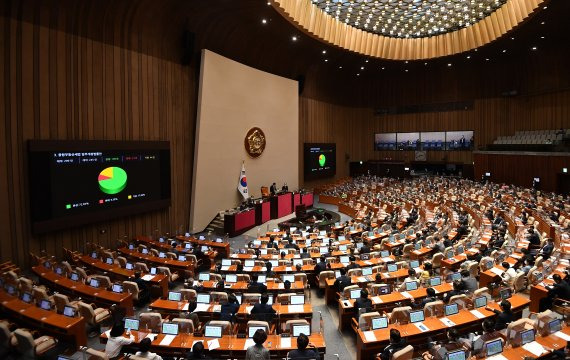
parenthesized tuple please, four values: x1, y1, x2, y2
(363, 331, 377, 342)
(288, 305, 304, 313)
(382, 257, 393, 262)
(382, 273, 390, 278)
(414, 322, 429, 332)
(357, 277, 366, 282)
(522, 341, 547, 356)
(371, 296, 383, 304)
(286, 267, 293, 272)
(182, 303, 189, 311)
(278, 283, 285, 289)
(246, 306, 254, 314)
(487, 355, 508, 360)
(104, 330, 111, 337)
(160, 335, 176, 346)
(212, 305, 221, 312)
(400, 291, 413, 299)
(470, 310, 485, 319)
(244, 338, 255, 350)
(280, 337, 292, 348)
(364, 261, 373, 266)
(243, 267, 253, 272)
(439, 317, 456, 327)
(433, 288, 439, 294)
(207, 338, 220, 350)
(145, 333, 156, 340)
(141, 275, 154, 281)
(414, 267, 422, 274)
(194, 303, 210, 312)
(511, 254, 521, 259)
(490, 267, 504, 276)
(221, 266, 230, 271)
(554, 331, 570, 341)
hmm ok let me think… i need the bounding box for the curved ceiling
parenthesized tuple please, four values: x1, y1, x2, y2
(271, 0, 547, 60)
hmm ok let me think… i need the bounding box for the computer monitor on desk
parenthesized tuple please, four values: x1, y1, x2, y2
(222, 259, 232, 267)
(445, 303, 459, 316)
(473, 296, 487, 309)
(248, 326, 266, 338)
(162, 323, 179, 336)
(430, 277, 441, 286)
(292, 324, 310, 337)
(168, 291, 182, 301)
(204, 325, 223, 338)
(290, 295, 305, 305)
(387, 264, 398, 272)
(520, 329, 535, 346)
(225, 274, 237, 283)
(405, 281, 418, 291)
(485, 339, 503, 357)
(446, 350, 466, 360)
(124, 318, 139, 331)
(112, 284, 123, 293)
(197, 294, 210, 304)
(410, 310, 424, 323)
(549, 319, 562, 334)
(63, 305, 76, 318)
(350, 289, 361, 299)
(371, 317, 388, 330)
(282, 274, 295, 283)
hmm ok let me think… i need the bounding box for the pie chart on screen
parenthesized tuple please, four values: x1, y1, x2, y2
(98, 167, 127, 195)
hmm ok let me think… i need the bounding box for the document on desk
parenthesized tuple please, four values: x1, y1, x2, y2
(364, 261, 373, 266)
(357, 277, 367, 282)
(246, 306, 254, 314)
(194, 303, 210, 312)
(371, 296, 383, 304)
(382, 272, 390, 278)
(554, 331, 570, 341)
(182, 303, 189, 311)
(141, 275, 154, 281)
(280, 337, 292, 348)
(243, 338, 255, 350)
(400, 291, 413, 299)
(243, 267, 253, 272)
(439, 317, 456, 327)
(381, 257, 393, 263)
(212, 305, 221, 312)
(486, 355, 508, 360)
(363, 331, 377, 342)
(221, 266, 230, 271)
(160, 335, 176, 346)
(414, 322, 429, 332)
(470, 310, 485, 319)
(522, 341, 547, 356)
(278, 283, 285, 289)
(490, 267, 504, 276)
(288, 305, 304, 313)
(207, 338, 220, 350)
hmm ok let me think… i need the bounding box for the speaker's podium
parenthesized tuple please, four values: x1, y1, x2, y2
(269, 192, 293, 219)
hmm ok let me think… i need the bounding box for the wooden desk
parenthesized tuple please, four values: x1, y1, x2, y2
(174, 235, 231, 258)
(196, 280, 306, 293)
(117, 247, 194, 276)
(482, 327, 570, 359)
(0, 290, 87, 349)
(410, 247, 434, 260)
(77, 255, 169, 297)
(137, 236, 218, 260)
(32, 265, 134, 316)
(356, 294, 530, 360)
(337, 283, 454, 330)
(100, 330, 326, 358)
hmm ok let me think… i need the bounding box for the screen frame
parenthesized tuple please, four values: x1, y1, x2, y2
(28, 140, 171, 234)
(303, 143, 336, 180)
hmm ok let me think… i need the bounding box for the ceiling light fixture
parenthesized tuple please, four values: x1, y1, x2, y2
(292, 36, 298, 41)
(262, 19, 267, 24)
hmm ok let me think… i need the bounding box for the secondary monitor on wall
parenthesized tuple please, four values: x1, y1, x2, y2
(446, 131, 474, 150)
(304, 143, 336, 180)
(420, 132, 446, 150)
(397, 132, 420, 150)
(374, 133, 397, 150)
(28, 140, 171, 233)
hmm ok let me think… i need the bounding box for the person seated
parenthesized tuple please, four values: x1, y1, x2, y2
(285, 239, 299, 250)
(420, 262, 433, 284)
(379, 329, 407, 360)
(346, 256, 360, 271)
(287, 333, 320, 360)
(443, 280, 466, 303)
(186, 341, 212, 359)
(245, 329, 270, 360)
(403, 269, 418, 284)
(135, 338, 163, 360)
(463, 319, 502, 356)
(539, 274, 570, 312)
(360, 241, 371, 254)
(423, 328, 465, 360)
(538, 238, 555, 260)
(105, 322, 134, 359)
(527, 227, 541, 247)
(248, 274, 267, 293)
(460, 270, 478, 294)
(314, 256, 327, 275)
(354, 289, 372, 314)
(251, 293, 276, 322)
(419, 287, 438, 307)
(300, 248, 311, 259)
(220, 294, 240, 322)
(334, 268, 352, 293)
(179, 300, 200, 329)
(500, 262, 517, 287)
(265, 262, 275, 278)
(283, 280, 292, 290)
(133, 271, 150, 305)
(485, 300, 513, 331)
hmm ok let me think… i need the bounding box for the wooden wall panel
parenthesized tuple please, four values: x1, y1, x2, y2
(0, 11, 195, 266)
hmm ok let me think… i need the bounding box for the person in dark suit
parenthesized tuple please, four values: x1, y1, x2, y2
(270, 183, 277, 195)
(379, 329, 407, 360)
(527, 227, 541, 246)
(132, 271, 150, 305)
(220, 294, 240, 322)
(251, 293, 276, 322)
(354, 289, 372, 314)
(186, 341, 212, 360)
(334, 268, 352, 292)
(539, 274, 570, 312)
(287, 333, 320, 360)
(248, 274, 267, 294)
(284, 239, 299, 250)
(419, 287, 438, 308)
(300, 248, 310, 259)
(345, 256, 360, 271)
(264, 262, 275, 278)
(359, 241, 371, 254)
(443, 280, 466, 303)
(538, 238, 555, 260)
(314, 256, 327, 275)
(486, 300, 513, 330)
(282, 183, 288, 192)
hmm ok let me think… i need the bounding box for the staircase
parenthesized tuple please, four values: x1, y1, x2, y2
(204, 213, 225, 236)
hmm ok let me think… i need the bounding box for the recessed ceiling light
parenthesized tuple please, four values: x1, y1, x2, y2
(532, 46, 537, 51)
(511, 37, 515, 40)
(405, 61, 409, 64)
(540, 36, 545, 39)
(466, 55, 471, 59)
(543, 6, 547, 9)
(322, 50, 327, 54)
(541, 21, 545, 25)
(424, 62, 428, 66)
(485, 58, 490, 61)
(356, 73, 360, 76)
(405, 69, 409, 72)
(447, 63, 452, 67)
(325, 59, 328, 62)
(267, 1, 271, 5)
(381, 67, 385, 70)
(262, 19, 267, 24)
(365, 60, 369, 63)
(292, 36, 297, 41)
(361, 66, 365, 70)
(339, 66, 343, 69)
(474, 49, 478, 52)
(502, 49, 507, 53)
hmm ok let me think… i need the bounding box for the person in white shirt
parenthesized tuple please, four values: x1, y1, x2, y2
(399, 269, 420, 291)
(135, 338, 163, 360)
(501, 262, 517, 287)
(105, 323, 134, 359)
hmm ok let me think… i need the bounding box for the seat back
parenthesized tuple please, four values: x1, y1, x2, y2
(32, 287, 50, 303)
(78, 302, 97, 325)
(13, 329, 36, 356)
(473, 287, 491, 301)
(448, 294, 468, 309)
(358, 311, 380, 330)
(237, 274, 250, 282)
(392, 345, 414, 360)
(347, 268, 362, 277)
(424, 301, 444, 317)
(207, 320, 232, 335)
(135, 262, 149, 273)
(116, 256, 127, 267)
(431, 252, 443, 267)
(85, 347, 110, 360)
(54, 293, 72, 313)
(180, 288, 197, 301)
(389, 306, 412, 324)
(318, 271, 335, 289)
(123, 281, 140, 301)
(92, 275, 112, 290)
(342, 285, 360, 299)
(284, 319, 309, 333)
(0, 322, 11, 352)
(211, 291, 228, 303)
(139, 312, 163, 333)
(172, 318, 195, 333)
(513, 272, 527, 292)
(243, 293, 262, 304)
(247, 320, 270, 335)
(294, 273, 308, 286)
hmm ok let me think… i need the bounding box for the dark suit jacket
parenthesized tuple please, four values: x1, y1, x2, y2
(354, 297, 372, 313)
(251, 302, 276, 322)
(314, 262, 327, 274)
(493, 309, 513, 330)
(334, 275, 352, 292)
(287, 349, 321, 360)
(248, 282, 267, 294)
(550, 281, 570, 300)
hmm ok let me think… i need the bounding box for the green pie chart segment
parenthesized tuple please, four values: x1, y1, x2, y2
(318, 154, 326, 167)
(98, 167, 127, 195)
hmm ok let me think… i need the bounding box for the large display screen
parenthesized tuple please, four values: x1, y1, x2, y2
(304, 143, 336, 180)
(421, 132, 446, 150)
(397, 132, 421, 150)
(28, 140, 171, 233)
(374, 133, 397, 150)
(445, 131, 474, 150)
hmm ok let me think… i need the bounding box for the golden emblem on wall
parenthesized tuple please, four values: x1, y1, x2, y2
(244, 127, 266, 158)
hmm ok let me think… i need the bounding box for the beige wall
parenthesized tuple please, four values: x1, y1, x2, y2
(190, 50, 299, 233)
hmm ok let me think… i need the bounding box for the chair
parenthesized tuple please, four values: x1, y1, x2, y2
(246, 320, 270, 335)
(513, 272, 527, 292)
(211, 291, 228, 303)
(392, 345, 414, 360)
(135, 262, 149, 273)
(318, 271, 335, 289)
(116, 256, 127, 268)
(172, 318, 195, 333)
(18, 277, 34, 293)
(402, 244, 413, 259)
(368, 283, 389, 296)
(277, 293, 296, 304)
(243, 293, 262, 304)
(78, 302, 112, 335)
(91, 275, 112, 290)
(505, 318, 536, 345)
(0, 322, 11, 356)
(342, 285, 360, 299)
(448, 294, 468, 309)
(473, 287, 491, 301)
(157, 266, 179, 282)
(209, 273, 223, 282)
(347, 268, 362, 277)
(294, 273, 308, 287)
(424, 301, 444, 317)
(84, 347, 109, 360)
(431, 253, 443, 272)
(13, 329, 57, 358)
(75, 267, 89, 282)
(32, 287, 53, 304)
(261, 186, 270, 197)
(357, 311, 381, 331)
(180, 288, 197, 301)
(123, 281, 141, 304)
(139, 312, 164, 333)
(284, 319, 309, 334)
(53, 293, 78, 314)
(389, 306, 412, 324)
(480, 256, 494, 272)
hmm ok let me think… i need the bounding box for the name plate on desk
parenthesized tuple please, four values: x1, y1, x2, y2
(371, 296, 383, 304)
(160, 335, 176, 346)
(363, 330, 377, 342)
(288, 305, 304, 313)
(470, 309, 485, 319)
(439, 317, 456, 327)
(414, 322, 429, 332)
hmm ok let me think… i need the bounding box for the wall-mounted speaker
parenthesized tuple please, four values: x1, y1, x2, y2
(181, 30, 195, 66)
(296, 75, 305, 95)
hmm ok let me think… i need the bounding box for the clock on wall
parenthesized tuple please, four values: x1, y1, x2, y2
(415, 151, 427, 161)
